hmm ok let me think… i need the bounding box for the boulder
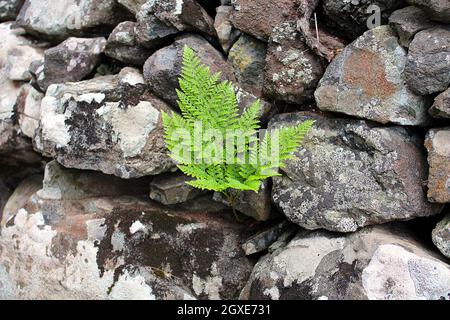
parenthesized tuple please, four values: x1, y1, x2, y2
(15, 84, 43, 138)
(0, 163, 254, 299)
(214, 5, 240, 53)
(430, 87, 450, 119)
(134, 0, 215, 49)
(432, 213, 450, 259)
(263, 21, 324, 104)
(228, 34, 266, 97)
(105, 21, 152, 67)
(16, 0, 127, 40)
(36, 37, 106, 91)
(0, 0, 24, 21)
(271, 112, 442, 232)
(389, 6, 435, 48)
(322, 0, 405, 39)
(425, 129, 450, 203)
(315, 26, 430, 126)
(143, 34, 236, 107)
(35, 67, 176, 178)
(407, 0, 450, 23)
(241, 224, 450, 300)
(405, 26, 450, 95)
(118, 0, 146, 15)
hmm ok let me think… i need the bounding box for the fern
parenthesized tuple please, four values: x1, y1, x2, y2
(162, 46, 314, 216)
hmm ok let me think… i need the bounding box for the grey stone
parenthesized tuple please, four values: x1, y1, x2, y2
(35, 67, 176, 179)
(0, 0, 24, 21)
(389, 6, 435, 48)
(214, 5, 240, 53)
(241, 224, 450, 300)
(432, 213, 450, 258)
(315, 26, 430, 126)
(430, 87, 450, 119)
(270, 112, 442, 233)
(405, 26, 450, 95)
(105, 21, 152, 66)
(15, 84, 43, 139)
(425, 128, 450, 203)
(407, 0, 450, 23)
(118, 0, 146, 15)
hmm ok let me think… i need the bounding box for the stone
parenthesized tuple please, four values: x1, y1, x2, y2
(405, 26, 450, 95)
(389, 6, 435, 48)
(35, 67, 176, 179)
(105, 21, 152, 67)
(315, 26, 430, 126)
(36, 37, 106, 91)
(0, 0, 24, 21)
(134, 0, 215, 49)
(214, 5, 240, 53)
(143, 34, 236, 107)
(430, 87, 450, 119)
(118, 0, 146, 15)
(322, 0, 405, 39)
(432, 213, 450, 259)
(228, 34, 266, 97)
(16, 84, 43, 138)
(270, 112, 442, 233)
(263, 21, 324, 105)
(0, 22, 44, 81)
(241, 224, 450, 300)
(407, 0, 450, 23)
(0, 163, 254, 299)
(0, 179, 12, 221)
(16, 0, 128, 40)
(230, 0, 298, 41)
(149, 172, 206, 205)
(425, 129, 450, 203)
(234, 86, 274, 124)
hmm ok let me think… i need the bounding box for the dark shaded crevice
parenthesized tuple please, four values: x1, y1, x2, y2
(197, 0, 222, 18)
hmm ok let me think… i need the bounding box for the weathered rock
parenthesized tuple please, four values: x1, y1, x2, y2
(36, 37, 106, 91)
(407, 0, 450, 23)
(214, 5, 240, 53)
(118, 0, 146, 15)
(134, 0, 215, 49)
(105, 21, 152, 67)
(35, 67, 176, 178)
(322, 0, 405, 39)
(143, 34, 236, 107)
(16, 0, 127, 40)
(389, 6, 435, 48)
(241, 224, 450, 300)
(235, 87, 274, 124)
(430, 87, 450, 119)
(263, 22, 324, 105)
(228, 34, 266, 97)
(432, 213, 450, 259)
(0, 22, 44, 81)
(425, 129, 450, 203)
(149, 172, 206, 205)
(271, 112, 442, 233)
(0, 0, 24, 21)
(16, 84, 43, 138)
(315, 26, 430, 126)
(231, 0, 298, 41)
(405, 26, 450, 95)
(0, 163, 254, 299)
(0, 179, 12, 221)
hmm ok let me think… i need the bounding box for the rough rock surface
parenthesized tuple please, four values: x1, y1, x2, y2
(315, 26, 430, 126)
(407, 0, 450, 23)
(16, 84, 43, 138)
(35, 37, 106, 91)
(134, 0, 215, 49)
(322, 0, 405, 39)
(16, 0, 127, 40)
(405, 26, 450, 95)
(241, 224, 450, 300)
(228, 34, 266, 97)
(0, 0, 24, 21)
(389, 6, 435, 48)
(271, 112, 441, 232)
(214, 5, 240, 53)
(430, 87, 450, 119)
(0, 163, 254, 300)
(35, 67, 176, 178)
(263, 22, 324, 104)
(144, 34, 236, 107)
(105, 21, 152, 66)
(425, 129, 450, 203)
(231, 0, 298, 41)
(432, 213, 450, 259)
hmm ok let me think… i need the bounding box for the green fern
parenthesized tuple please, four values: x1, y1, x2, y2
(162, 46, 314, 214)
